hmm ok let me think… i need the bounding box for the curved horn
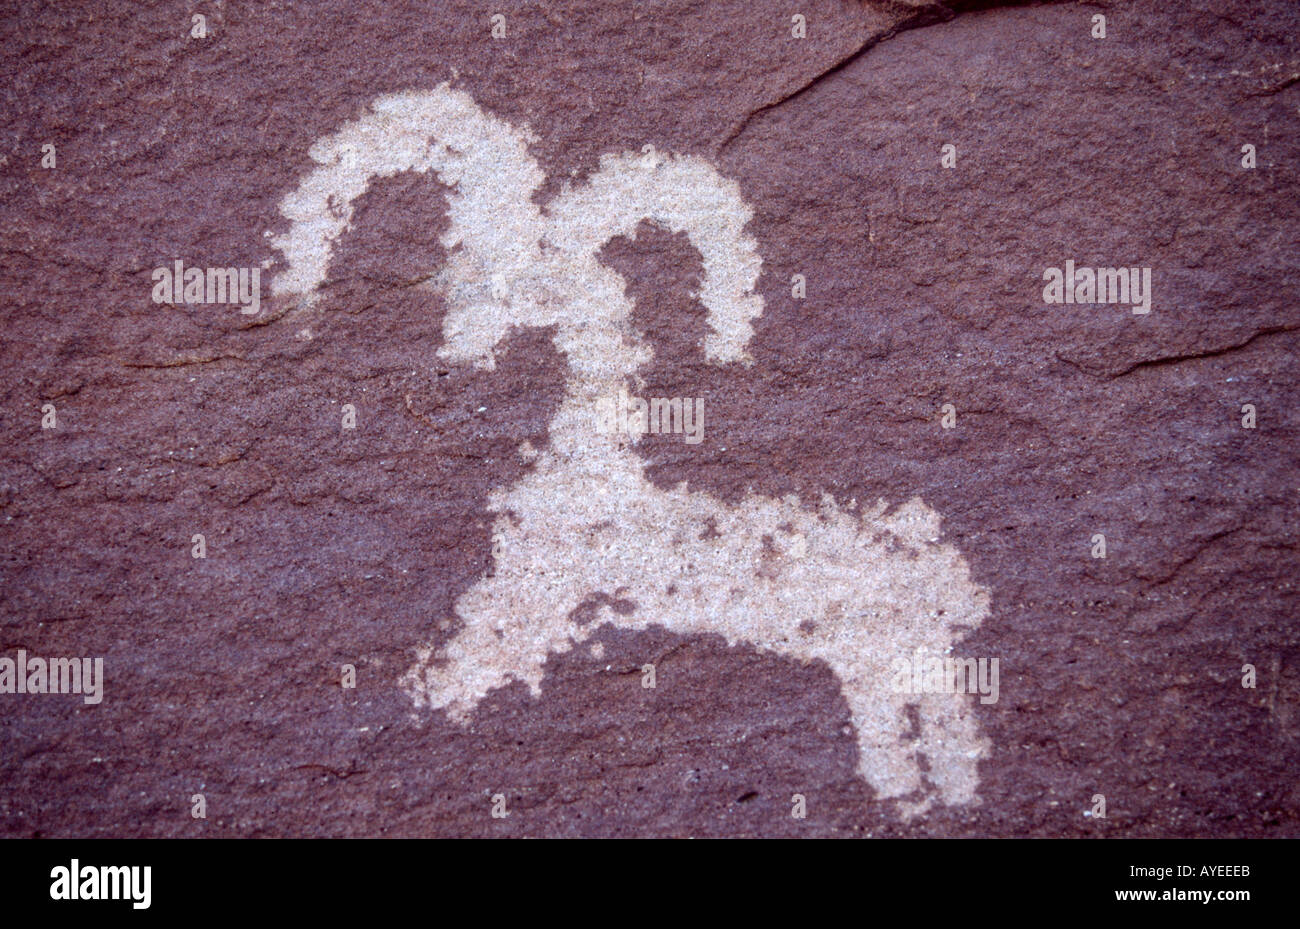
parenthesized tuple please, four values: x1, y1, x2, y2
(271, 84, 547, 353)
(544, 150, 765, 364)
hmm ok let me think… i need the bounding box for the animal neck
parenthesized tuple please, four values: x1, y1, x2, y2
(535, 322, 652, 479)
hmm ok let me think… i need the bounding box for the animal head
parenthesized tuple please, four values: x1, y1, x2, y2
(271, 84, 766, 377)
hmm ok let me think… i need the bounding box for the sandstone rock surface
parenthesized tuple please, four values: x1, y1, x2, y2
(1, 0, 1297, 836)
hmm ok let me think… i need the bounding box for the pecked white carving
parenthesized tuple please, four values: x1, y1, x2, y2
(272, 85, 992, 817)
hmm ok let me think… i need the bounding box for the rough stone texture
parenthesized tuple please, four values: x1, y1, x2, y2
(1, 0, 1297, 837)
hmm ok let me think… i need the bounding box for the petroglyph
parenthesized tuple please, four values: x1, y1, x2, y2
(272, 85, 992, 817)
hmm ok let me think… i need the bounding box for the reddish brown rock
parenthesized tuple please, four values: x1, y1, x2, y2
(1, 0, 1297, 836)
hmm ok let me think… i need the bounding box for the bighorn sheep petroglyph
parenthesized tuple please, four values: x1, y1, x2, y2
(272, 85, 991, 817)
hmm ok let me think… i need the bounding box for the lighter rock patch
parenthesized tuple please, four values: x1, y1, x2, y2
(272, 84, 992, 818)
